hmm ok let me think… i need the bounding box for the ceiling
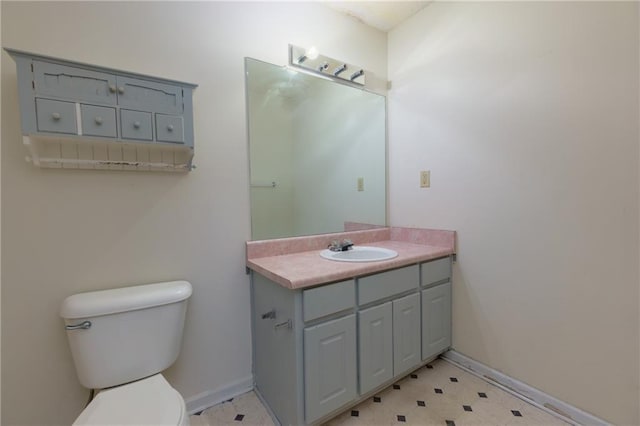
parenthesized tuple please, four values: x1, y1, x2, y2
(325, 1, 431, 32)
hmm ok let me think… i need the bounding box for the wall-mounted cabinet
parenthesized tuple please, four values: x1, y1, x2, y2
(5, 48, 197, 172)
(251, 256, 452, 425)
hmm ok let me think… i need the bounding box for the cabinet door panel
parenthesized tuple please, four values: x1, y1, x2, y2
(304, 315, 357, 424)
(34, 61, 116, 105)
(116, 76, 183, 115)
(421, 282, 452, 360)
(393, 293, 421, 375)
(359, 302, 393, 394)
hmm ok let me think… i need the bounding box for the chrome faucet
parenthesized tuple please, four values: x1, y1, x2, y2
(328, 239, 354, 252)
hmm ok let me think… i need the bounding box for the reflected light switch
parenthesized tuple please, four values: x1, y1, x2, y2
(357, 177, 364, 191)
(420, 171, 430, 188)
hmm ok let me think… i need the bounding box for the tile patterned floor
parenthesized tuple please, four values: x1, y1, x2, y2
(190, 359, 570, 426)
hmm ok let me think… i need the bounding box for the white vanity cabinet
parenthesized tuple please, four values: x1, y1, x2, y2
(250, 256, 452, 425)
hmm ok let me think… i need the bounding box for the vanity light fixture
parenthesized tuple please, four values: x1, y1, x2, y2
(289, 44, 366, 87)
(333, 63, 347, 77)
(350, 69, 364, 81)
(297, 46, 319, 64)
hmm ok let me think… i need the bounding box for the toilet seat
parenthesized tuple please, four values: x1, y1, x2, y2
(73, 374, 188, 426)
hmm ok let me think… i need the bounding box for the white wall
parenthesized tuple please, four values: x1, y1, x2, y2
(0, 2, 386, 425)
(388, 2, 639, 425)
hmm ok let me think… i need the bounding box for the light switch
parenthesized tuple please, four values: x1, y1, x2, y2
(357, 177, 364, 191)
(420, 170, 430, 188)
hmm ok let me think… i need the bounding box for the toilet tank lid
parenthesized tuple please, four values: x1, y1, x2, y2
(60, 281, 192, 319)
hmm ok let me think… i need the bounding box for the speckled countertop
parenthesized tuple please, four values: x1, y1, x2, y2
(246, 227, 455, 290)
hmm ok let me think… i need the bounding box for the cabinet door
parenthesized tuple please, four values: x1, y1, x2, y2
(359, 302, 393, 394)
(304, 314, 357, 424)
(116, 76, 183, 115)
(393, 293, 421, 375)
(33, 61, 117, 105)
(422, 282, 452, 360)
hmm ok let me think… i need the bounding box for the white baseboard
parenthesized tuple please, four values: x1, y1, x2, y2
(184, 375, 254, 415)
(442, 350, 609, 426)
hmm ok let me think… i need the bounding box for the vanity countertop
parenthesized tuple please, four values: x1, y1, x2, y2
(246, 227, 456, 290)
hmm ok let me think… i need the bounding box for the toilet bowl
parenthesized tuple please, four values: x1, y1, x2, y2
(73, 375, 188, 426)
(60, 281, 193, 426)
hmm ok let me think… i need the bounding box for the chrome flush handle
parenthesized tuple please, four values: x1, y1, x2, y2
(65, 321, 92, 331)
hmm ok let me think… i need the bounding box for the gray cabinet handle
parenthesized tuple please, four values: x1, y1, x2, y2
(118, 87, 125, 95)
(167, 124, 174, 132)
(133, 121, 141, 129)
(51, 112, 61, 120)
(95, 117, 103, 125)
(109, 84, 116, 93)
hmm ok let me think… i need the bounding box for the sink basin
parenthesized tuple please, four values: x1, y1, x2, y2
(320, 246, 398, 262)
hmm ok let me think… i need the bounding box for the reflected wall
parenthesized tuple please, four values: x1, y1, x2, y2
(246, 58, 386, 240)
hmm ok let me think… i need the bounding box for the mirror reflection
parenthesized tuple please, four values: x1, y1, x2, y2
(246, 58, 386, 240)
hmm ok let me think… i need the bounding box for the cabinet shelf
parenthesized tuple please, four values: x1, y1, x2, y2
(23, 135, 193, 172)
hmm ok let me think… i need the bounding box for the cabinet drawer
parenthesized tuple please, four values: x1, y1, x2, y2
(120, 109, 152, 141)
(303, 280, 354, 322)
(80, 104, 116, 138)
(421, 257, 451, 287)
(156, 114, 184, 143)
(358, 265, 418, 306)
(34, 61, 116, 105)
(35, 98, 77, 134)
(116, 76, 183, 114)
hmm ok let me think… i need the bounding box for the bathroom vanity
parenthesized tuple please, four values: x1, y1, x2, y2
(246, 228, 455, 425)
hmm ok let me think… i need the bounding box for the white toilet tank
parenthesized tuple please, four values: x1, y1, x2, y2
(60, 280, 192, 390)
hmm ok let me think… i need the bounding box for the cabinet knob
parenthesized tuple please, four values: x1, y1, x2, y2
(118, 87, 125, 95)
(167, 124, 174, 132)
(95, 117, 103, 125)
(109, 84, 117, 93)
(133, 121, 141, 129)
(51, 112, 61, 120)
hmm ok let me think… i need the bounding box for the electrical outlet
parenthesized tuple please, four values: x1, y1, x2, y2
(357, 177, 364, 192)
(420, 170, 430, 188)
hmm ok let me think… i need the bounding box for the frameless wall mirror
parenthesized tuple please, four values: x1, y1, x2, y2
(246, 58, 386, 240)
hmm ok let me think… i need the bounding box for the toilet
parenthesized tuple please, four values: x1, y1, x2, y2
(60, 280, 193, 425)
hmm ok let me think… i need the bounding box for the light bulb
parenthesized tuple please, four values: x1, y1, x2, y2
(306, 46, 319, 60)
